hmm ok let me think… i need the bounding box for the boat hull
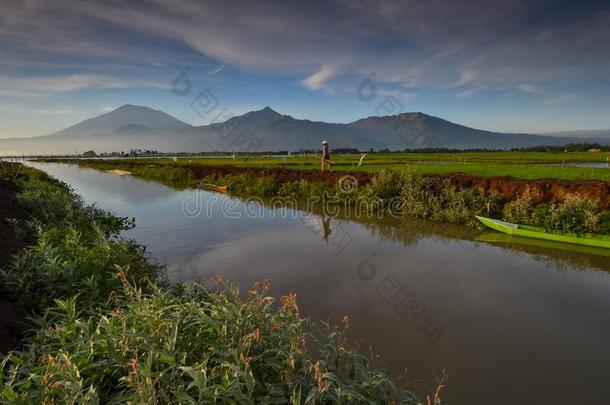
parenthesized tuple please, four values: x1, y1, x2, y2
(475, 216, 610, 249)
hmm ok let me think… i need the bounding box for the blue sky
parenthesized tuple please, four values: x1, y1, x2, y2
(1, 0, 610, 138)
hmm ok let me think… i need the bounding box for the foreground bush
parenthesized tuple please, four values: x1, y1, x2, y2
(1, 281, 425, 404)
(0, 176, 162, 313)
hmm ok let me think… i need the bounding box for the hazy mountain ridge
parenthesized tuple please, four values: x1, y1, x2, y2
(543, 129, 610, 139)
(1, 104, 609, 155)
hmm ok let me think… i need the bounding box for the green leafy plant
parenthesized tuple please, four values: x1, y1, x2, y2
(544, 196, 601, 235)
(502, 196, 534, 225)
(0, 280, 428, 404)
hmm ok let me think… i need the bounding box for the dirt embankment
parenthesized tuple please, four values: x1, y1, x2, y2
(181, 165, 610, 208)
(0, 178, 34, 353)
(437, 173, 610, 208)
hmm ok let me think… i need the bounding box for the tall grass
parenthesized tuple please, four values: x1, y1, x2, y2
(1, 281, 423, 403)
(0, 175, 162, 313)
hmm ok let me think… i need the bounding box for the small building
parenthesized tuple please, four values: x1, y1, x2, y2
(588, 148, 601, 153)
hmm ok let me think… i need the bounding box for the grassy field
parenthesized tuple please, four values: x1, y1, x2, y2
(56, 151, 610, 181)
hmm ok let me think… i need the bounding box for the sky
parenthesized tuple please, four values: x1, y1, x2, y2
(1, 0, 610, 138)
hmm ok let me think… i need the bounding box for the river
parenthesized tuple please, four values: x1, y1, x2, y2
(27, 162, 610, 405)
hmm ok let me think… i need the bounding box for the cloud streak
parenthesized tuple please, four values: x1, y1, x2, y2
(302, 65, 340, 91)
(0, 74, 171, 97)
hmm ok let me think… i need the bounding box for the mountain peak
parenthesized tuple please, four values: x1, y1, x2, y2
(257, 106, 281, 116)
(219, 106, 283, 128)
(51, 104, 191, 137)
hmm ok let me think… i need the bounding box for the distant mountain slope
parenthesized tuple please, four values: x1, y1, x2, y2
(176, 108, 588, 151)
(176, 107, 385, 151)
(349, 112, 571, 149)
(51, 105, 191, 136)
(1, 105, 609, 155)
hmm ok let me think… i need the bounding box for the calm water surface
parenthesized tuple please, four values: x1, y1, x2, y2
(27, 162, 610, 405)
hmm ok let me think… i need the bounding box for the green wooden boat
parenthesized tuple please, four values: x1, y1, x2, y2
(475, 216, 610, 249)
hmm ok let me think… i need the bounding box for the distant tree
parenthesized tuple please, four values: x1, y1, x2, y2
(82, 150, 96, 157)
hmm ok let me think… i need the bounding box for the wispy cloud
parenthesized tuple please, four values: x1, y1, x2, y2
(456, 89, 476, 98)
(302, 64, 340, 91)
(3, 0, 610, 95)
(449, 69, 478, 88)
(208, 65, 225, 75)
(377, 88, 416, 100)
(518, 83, 540, 93)
(541, 93, 579, 104)
(0, 74, 128, 96)
(0, 74, 170, 97)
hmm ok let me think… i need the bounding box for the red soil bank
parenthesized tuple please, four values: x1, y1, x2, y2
(435, 173, 610, 208)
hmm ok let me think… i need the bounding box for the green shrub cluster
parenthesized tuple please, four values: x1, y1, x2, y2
(363, 171, 500, 227)
(0, 177, 160, 313)
(214, 168, 610, 234)
(1, 281, 420, 404)
(503, 196, 608, 235)
(195, 169, 610, 234)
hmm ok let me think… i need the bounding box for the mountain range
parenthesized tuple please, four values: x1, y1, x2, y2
(1, 104, 609, 155)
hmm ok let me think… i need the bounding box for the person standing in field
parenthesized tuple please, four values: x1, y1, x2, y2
(321, 140, 331, 171)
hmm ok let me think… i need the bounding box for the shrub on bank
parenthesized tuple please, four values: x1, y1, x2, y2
(1, 281, 423, 404)
(503, 195, 606, 235)
(196, 168, 610, 234)
(0, 177, 161, 313)
(362, 171, 500, 226)
(1, 224, 161, 312)
(545, 197, 601, 235)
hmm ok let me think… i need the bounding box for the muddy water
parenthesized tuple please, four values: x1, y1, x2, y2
(27, 162, 610, 405)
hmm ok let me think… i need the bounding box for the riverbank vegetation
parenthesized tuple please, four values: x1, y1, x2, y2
(0, 165, 437, 403)
(45, 158, 610, 235)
